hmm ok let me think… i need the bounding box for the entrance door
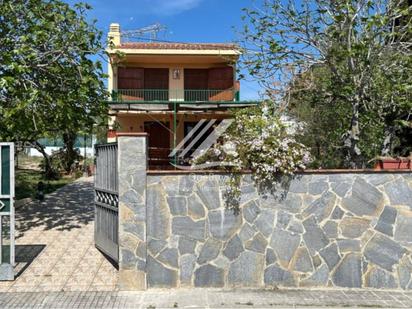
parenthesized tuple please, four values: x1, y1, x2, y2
(144, 122, 171, 169)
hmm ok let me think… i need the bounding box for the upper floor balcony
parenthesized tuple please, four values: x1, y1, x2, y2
(108, 67, 250, 109)
(110, 87, 240, 103)
(105, 24, 256, 109)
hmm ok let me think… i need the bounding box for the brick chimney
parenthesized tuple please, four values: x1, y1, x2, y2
(108, 23, 121, 47)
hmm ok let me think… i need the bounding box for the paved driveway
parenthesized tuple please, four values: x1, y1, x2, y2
(0, 177, 118, 292)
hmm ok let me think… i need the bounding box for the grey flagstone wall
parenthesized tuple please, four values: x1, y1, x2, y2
(118, 135, 412, 290)
(145, 172, 412, 289)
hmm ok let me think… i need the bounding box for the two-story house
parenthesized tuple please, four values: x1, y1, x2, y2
(106, 23, 258, 169)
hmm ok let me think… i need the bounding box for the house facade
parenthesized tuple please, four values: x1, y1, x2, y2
(106, 23, 257, 169)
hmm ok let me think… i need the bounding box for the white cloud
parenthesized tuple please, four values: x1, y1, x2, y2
(146, 0, 204, 16)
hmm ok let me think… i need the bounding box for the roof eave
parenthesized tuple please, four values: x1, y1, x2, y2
(106, 48, 242, 56)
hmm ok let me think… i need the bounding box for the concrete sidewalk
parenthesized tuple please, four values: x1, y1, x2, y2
(0, 288, 411, 308)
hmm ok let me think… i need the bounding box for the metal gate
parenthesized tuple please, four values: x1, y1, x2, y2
(94, 143, 119, 263)
(0, 143, 15, 280)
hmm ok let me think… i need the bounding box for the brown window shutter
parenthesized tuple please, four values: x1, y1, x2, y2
(144, 68, 169, 89)
(208, 67, 234, 90)
(117, 67, 144, 89)
(117, 67, 144, 101)
(184, 69, 209, 89)
(208, 67, 234, 101)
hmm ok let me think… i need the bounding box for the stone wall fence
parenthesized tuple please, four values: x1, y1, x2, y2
(116, 134, 412, 290)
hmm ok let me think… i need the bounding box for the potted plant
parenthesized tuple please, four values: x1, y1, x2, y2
(374, 155, 412, 170)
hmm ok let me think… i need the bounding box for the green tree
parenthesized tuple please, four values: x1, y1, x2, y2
(287, 65, 352, 168)
(239, 0, 412, 168)
(0, 0, 107, 177)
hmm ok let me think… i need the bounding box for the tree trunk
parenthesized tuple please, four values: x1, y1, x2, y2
(344, 98, 362, 168)
(381, 125, 395, 157)
(62, 131, 78, 173)
(31, 141, 55, 179)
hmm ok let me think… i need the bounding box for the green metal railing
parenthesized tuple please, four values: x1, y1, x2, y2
(111, 89, 240, 103)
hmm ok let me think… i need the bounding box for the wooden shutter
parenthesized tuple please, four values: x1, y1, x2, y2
(117, 67, 144, 89)
(144, 68, 169, 89)
(208, 67, 234, 101)
(184, 69, 209, 101)
(208, 67, 234, 89)
(184, 69, 209, 89)
(143, 68, 169, 101)
(117, 68, 144, 101)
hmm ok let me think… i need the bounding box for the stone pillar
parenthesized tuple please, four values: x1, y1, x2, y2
(117, 133, 148, 290)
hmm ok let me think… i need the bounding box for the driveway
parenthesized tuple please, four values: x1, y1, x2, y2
(0, 177, 118, 292)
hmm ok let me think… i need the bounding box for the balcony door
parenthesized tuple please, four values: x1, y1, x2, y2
(144, 68, 169, 101)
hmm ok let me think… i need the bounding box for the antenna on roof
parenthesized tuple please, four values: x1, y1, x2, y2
(121, 23, 167, 42)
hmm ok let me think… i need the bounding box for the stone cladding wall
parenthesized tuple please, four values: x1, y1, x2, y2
(144, 172, 412, 289)
(118, 135, 148, 290)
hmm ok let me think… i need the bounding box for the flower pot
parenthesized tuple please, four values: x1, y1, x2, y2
(107, 130, 117, 139)
(374, 158, 411, 170)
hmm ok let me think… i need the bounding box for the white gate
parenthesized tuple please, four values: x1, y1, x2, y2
(0, 143, 15, 280)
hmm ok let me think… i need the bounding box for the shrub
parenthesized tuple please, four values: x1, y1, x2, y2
(194, 102, 310, 212)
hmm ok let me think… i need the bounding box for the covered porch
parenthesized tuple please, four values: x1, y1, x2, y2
(109, 110, 229, 170)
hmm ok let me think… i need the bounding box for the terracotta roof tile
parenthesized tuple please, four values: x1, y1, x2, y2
(118, 42, 239, 51)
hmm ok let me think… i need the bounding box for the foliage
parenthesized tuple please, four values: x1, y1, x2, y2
(39, 148, 82, 179)
(369, 51, 412, 157)
(15, 169, 75, 200)
(287, 63, 409, 168)
(0, 0, 108, 177)
(287, 65, 351, 168)
(239, 0, 412, 168)
(194, 102, 310, 211)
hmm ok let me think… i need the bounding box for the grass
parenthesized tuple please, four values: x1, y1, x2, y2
(15, 154, 78, 200)
(16, 155, 43, 170)
(15, 169, 76, 200)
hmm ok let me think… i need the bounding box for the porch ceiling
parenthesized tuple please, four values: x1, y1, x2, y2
(108, 102, 260, 113)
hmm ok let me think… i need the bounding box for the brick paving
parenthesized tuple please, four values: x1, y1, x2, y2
(0, 288, 412, 308)
(0, 177, 118, 292)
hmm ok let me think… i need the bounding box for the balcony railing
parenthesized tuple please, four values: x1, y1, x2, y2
(111, 89, 240, 103)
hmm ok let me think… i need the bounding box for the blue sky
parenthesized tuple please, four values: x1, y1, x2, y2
(66, 0, 262, 100)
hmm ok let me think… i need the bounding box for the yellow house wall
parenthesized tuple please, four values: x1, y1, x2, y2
(169, 67, 184, 101)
